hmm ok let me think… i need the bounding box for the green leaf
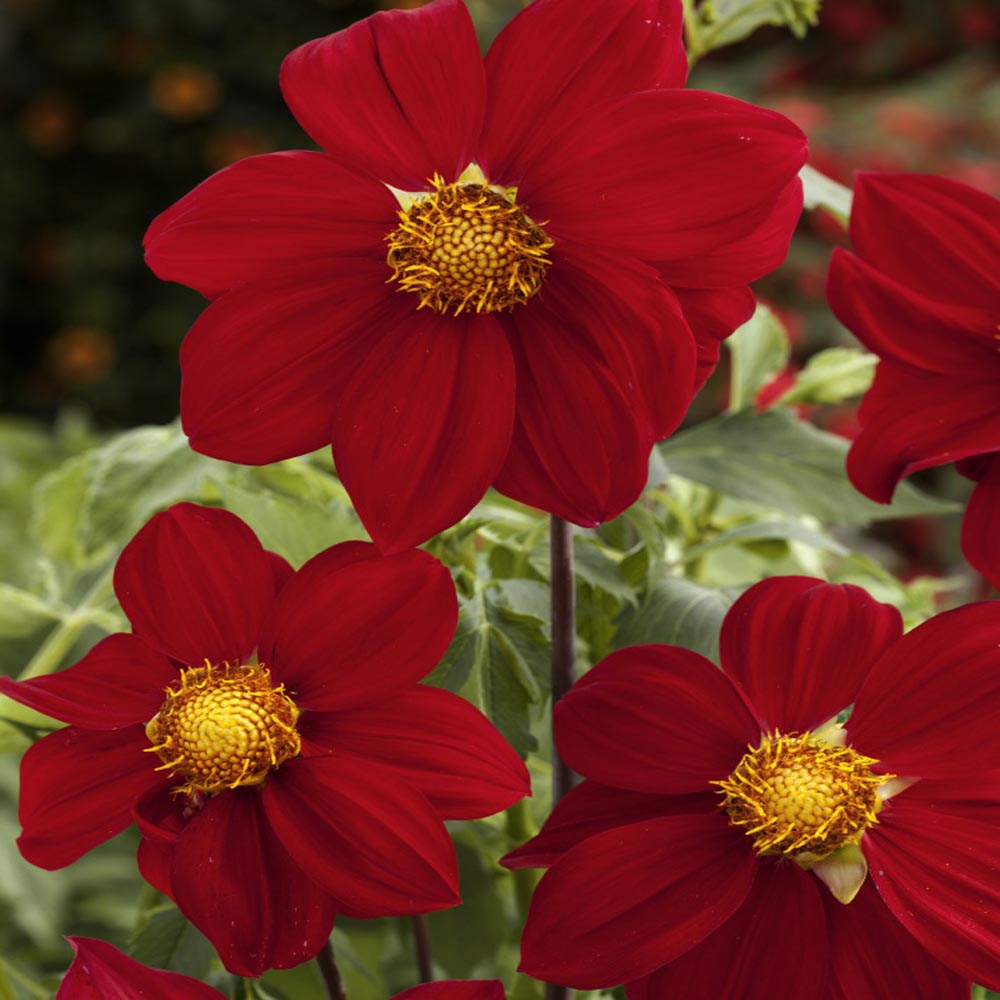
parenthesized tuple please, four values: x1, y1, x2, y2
(800, 163, 853, 224)
(699, 0, 821, 48)
(0, 585, 64, 639)
(727, 303, 790, 411)
(427, 587, 550, 754)
(678, 520, 848, 564)
(613, 577, 743, 664)
(658, 408, 959, 524)
(778, 347, 876, 405)
(128, 901, 215, 980)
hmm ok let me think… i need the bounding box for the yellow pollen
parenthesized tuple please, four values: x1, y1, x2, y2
(386, 173, 553, 315)
(145, 661, 301, 796)
(713, 731, 893, 860)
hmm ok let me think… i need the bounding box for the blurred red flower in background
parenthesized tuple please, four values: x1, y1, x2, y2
(0, 504, 528, 976)
(827, 172, 1000, 587)
(505, 576, 1000, 997)
(145, 0, 807, 552)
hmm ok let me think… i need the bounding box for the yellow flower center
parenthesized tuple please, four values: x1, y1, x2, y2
(714, 731, 892, 860)
(145, 661, 301, 796)
(386, 172, 553, 316)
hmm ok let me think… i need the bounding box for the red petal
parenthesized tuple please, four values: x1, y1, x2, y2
(521, 91, 806, 262)
(279, 0, 484, 189)
(0, 633, 175, 729)
(170, 789, 337, 977)
(501, 779, 715, 870)
(823, 878, 969, 1000)
(180, 259, 398, 466)
(827, 247, 1000, 375)
(629, 862, 827, 1000)
(114, 503, 274, 666)
(865, 782, 1000, 990)
(266, 550, 295, 593)
(538, 246, 698, 440)
(518, 813, 756, 987)
(260, 543, 457, 711)
(719, 577, 902, 733)
(961, 454, 1000, 589)
(392, 983, 505, 1000)
(849, 172, 1000, 311)
(18, 725, 163, 869)
(332, 308, 515, 553)
(846, 363, 1000, 502)
(493, 293, 652, 526)
(673, 285, 757, 394)
(137, 836, 174, 897)
(144, 152, 397, 299)
(58, 938, 226, 1000)
(480, 0, 686, 184)
(554, 645, 758, 794)
(657, 179, 804, 288)
(261, 756, 460, 917)
(301, 685, 528, 820)
(848, 602, 1000, 776)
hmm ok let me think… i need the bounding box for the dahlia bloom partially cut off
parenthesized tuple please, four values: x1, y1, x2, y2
(0, 503, 529, 977)
(505, 576, 1000, 998)
(145, 0, 807, 552)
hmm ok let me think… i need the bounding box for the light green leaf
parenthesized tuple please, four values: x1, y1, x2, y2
(778, 347, 876, 405)
(128, 901, 215, 980)
(678, 520, 848, 564)
(659, 408, 958, 524)
(613, 576, 743, 664)
(800, 163, 853, 223)
(0, 585, 64, 639)
(699, 0, 821, 49)
(727, 303, 790, 411)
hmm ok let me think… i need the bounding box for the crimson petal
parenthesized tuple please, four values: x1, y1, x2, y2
(961, 454, 1000, 589)
(719, 576, 902, 733)
(300, 685, 528, 820)
(18, 725, 163, 869)
(518, 813, 756, 987)
(628, 862, 827, 1000)
(848, 602, 1000, 776)
(554, 645, 759, 794)
(144, 152, 397, 300)
(180, 259, 398, 466)
(823, 879, 969, 1000)
(480, 0, 686, 184)
(0, 633, 176, 729)
(332, 307, 515, 553)
(171, 789, 337, 977)
(392, 984, 505, 1000)
(673, 285, 756, 394)
(261, 756, 459, 917)
(58, 938, 225, 1000)
(865, 782, 1000, 990)
(280, 0, 485, 189)
(114, 503, 274, 666)
(521, 90, 806, 262)
(501, 779, 714, 871)
(260, 543, 457, 711)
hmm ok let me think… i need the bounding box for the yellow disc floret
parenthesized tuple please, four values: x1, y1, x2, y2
(714, 731, 893, 860)
(386, 173, 553, 315)
(145, 661, 301, 795)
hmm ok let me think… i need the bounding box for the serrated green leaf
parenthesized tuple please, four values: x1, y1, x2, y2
(659, 408, 959, 524)
(778, 347, 876, 405)
(0, 585, 64, 639)
(613, 577, 744, 664)
(128, 902, 215, 980)
(727, 303, 790, 411)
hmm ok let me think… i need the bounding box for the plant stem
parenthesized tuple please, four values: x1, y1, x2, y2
(411, 915, 433, 982)
(680, 0, 705, 64)
(505, 798, 540, 929)
(316, 939, 347, 1000)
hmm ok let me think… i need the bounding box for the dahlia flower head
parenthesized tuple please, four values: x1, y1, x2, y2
(827, 172, 1000, 587)
(505, 576, 1000, 998)
(144, 0, 807, 552)
(0, 504, 529, 977)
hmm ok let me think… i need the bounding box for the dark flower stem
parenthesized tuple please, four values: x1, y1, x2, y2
(412, 914, 433, 982)
(316, 938, 347, 1000)
(547, 516, 575, 1000)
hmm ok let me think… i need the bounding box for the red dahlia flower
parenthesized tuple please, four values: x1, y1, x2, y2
(827, 172, 1000, 587)
(57, 937, 225, 999)
(144, 0, 807, 552)
(394, 982, 505, 1000)
(504, 576, 1000, 997)
(0, 503, 529, 977)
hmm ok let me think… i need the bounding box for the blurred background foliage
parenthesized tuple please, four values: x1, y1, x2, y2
(0, 0, 998, 996)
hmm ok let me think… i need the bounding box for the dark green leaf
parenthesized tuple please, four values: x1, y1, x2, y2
(128, 902, 215, 980)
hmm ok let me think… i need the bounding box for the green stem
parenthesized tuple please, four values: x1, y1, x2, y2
(18, 563, 116, 681)
(680, 0, 705, 64)
(505, 799, 540, 928)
